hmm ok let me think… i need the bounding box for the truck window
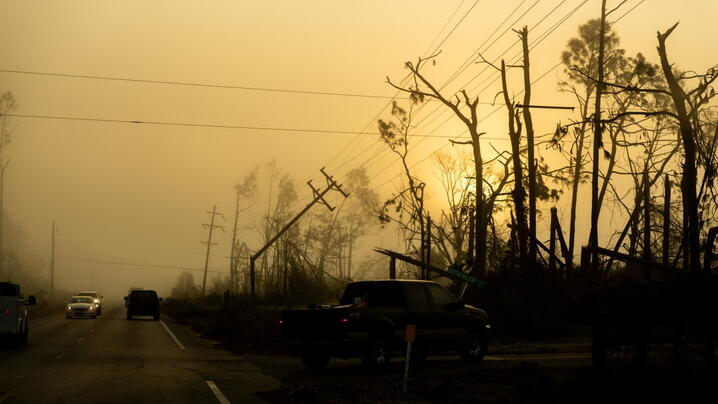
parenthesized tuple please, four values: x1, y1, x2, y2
(426, 284, 455, 307)
(404, 284, 429, 309)
(0, 282, 20, 297)
(340, 282, 403, 307)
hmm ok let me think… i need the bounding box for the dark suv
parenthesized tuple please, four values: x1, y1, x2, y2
(125, 289, 161, 321)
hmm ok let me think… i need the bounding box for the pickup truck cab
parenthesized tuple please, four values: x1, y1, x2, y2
(0, 281, 37, 346)
(281, 279, 490, 370)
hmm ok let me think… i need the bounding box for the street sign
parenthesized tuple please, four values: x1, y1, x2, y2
(405, 324, 416, 343)
(447, 266, 486, 287)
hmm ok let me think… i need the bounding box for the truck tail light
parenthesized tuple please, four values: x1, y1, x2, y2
(339, 318, 350, 324)
(2, 309, 10, 315)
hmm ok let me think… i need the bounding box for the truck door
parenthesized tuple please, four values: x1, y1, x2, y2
(403, 283, 435, 348)
(425, 283, 466, 347)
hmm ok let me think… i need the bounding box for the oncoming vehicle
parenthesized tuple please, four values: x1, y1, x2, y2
(0, 281, 37, 346)
(281, 280, 490, 370)
(125, 289, 161, 321)
(77, 290, 103, 315)
(66, 296, 98, 319)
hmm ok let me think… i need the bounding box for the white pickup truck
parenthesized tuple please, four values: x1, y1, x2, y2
(0, 281, 37, 346)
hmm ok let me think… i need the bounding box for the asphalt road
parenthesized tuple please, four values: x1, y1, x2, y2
(0, 304, 279, 404)
(0, 304, 592, 403)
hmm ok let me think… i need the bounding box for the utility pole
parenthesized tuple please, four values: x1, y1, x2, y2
(50, 221, 55, 299)
(201, 205, 224, 296)
(229, 189, 241, 295)
(589, 0, 607, 273)
(250, 168, 348, 302)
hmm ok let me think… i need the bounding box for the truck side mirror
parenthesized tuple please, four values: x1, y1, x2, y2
(124, 296, 128, 301)
(27, 295, 37, 305)
(158, 297, 163, 302)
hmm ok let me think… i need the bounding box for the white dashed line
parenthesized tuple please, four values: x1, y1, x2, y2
(206, 380, 231, 404)
(159, 320, 186, 351)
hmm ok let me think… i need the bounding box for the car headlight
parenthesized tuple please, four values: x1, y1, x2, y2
(94, 299, 99, 304)
(89, 305, 94, 311)
(66, 306, 72, 311)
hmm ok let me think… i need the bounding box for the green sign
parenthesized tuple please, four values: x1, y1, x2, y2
(447, 267, 486, 288)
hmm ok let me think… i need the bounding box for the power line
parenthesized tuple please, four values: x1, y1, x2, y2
(57, 256, 229, 274)
(369, 0, 647, 192)
(0, 68, 409, 100)
(347, 0, 581, 183)
(5, 112, 457, 138)
(326, 0, 548, 179)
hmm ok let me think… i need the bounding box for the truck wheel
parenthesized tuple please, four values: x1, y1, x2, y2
(460, 328, 487, 362)
(126, 312, 132, 320)
(301, 351, 330, 370)
(362, 336, 391, 368)
(153, 313, 160, 321)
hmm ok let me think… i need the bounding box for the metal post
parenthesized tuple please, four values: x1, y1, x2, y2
(389, 257, 396, 279)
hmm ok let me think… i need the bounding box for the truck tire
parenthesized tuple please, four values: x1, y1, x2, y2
(301, 350, 330, 370)
(153, 313, 160, 321)
(126, 312, 132, 320)
(460, 328, 487, 362)
(362, 335, 391, 368)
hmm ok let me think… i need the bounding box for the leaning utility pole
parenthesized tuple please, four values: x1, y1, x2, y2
(201, 205, 224, 296)
(249, 168, 349, 302)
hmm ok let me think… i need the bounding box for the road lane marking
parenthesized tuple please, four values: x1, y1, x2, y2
(206, 381, 231, 404)
(159, 320, 186, 351)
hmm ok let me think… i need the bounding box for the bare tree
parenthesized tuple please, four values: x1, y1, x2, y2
(387, 55, 489, 279)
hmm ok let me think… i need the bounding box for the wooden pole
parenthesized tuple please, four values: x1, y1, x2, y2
(426, 215, 432, 280)
(589, 0, 607, 273)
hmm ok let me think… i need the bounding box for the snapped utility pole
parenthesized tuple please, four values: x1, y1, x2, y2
(249, 167, 349, 302)
(201, 205, 224, 296)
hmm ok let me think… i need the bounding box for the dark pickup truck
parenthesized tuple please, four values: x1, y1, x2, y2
(281, 279, 490, 369)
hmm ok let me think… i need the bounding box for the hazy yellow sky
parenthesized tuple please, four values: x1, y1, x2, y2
(0, 0, 716, 298)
